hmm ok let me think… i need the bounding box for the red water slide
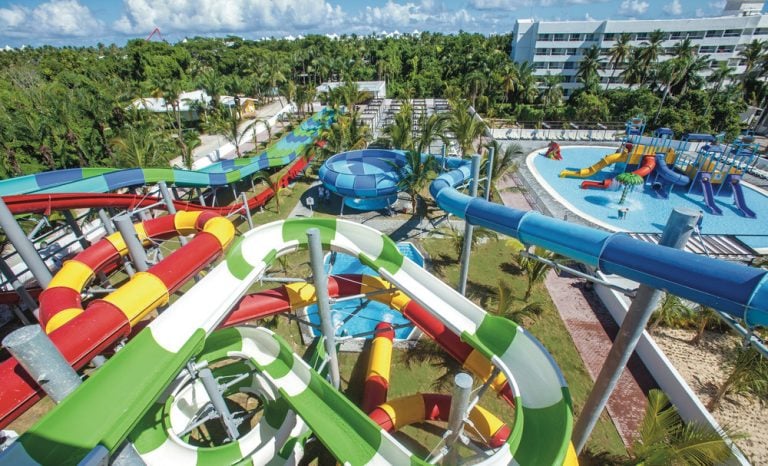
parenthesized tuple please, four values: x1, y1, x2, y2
(580, 155, 657, 190)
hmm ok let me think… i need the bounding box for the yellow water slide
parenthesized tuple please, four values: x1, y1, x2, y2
(559, 152, 627, 178)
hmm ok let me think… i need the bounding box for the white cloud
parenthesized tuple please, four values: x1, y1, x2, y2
(619, 0, 649, 16)
(468, 0, 607, 10)
(354, 1, 474, 32)
(663, 0, 682, 15)
(114, 0, 345, 35)
(0, 0, 102, 38)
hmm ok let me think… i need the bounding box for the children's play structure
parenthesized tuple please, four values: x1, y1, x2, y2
(558, 116, 760, 218)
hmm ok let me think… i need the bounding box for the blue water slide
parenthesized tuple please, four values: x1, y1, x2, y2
(654, 154, 689, 186)
(430, 156, 768, 328)
(729, 175, 757, 219)
(700, 173, 724, 215)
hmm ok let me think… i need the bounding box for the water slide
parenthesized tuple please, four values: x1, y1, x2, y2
(559, 151, 626, 178)
(653, 153, 689, 187)
(1, 219, 574, 466)
(700, 173, 724, 215)
(0, 110, 332, 197)
(0, 212, 235, 429)
(729, 175, 757, 219)
(580, 155, 657, 190)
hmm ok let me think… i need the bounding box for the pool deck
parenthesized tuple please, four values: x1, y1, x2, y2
(499, 170, 656, 448)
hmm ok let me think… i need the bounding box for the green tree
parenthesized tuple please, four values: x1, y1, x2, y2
(606, 32, 632, 90)
(630, 389, 736, 465)
(447, 100, 487, 157)
(707, 346, 768, 411)
(688, 305, 721, 346)
(395, 150, 437, 214)
(383, 103, 414, 150)
(577, 45, 603, 93)
(212, 109, 258, 159)
(648, 294, 692, 333)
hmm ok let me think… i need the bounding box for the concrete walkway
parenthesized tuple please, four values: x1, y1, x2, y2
(498, 170, 655, 448)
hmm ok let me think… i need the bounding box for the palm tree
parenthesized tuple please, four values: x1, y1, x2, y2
(152, 78, 190, 170)
(402, 339, 462, 390)
(213, 110, 257, 159)
(739, 39, 765, 78)
(434, 222, 499, 257)
(383, 103, 414, 150)
(703, 61, 734, 118)
(538, 74, 564, 110)
(622, 48, 646, 89)
(254, 171, 282, 213)
(648, 293, 691, 333)
(630, 389, 736, 465)
(111, 124, 165, 168)
(577, 45, 603, 93)
(415, 112, 448, 155)
(492, 280, 544, 326)
(606, 32, 633, 90)
(616, 172, 644, 205)
(483, 139, 522, 186)
(639, 29, 666, 86)
(447, 100, 487, 157)
(654, 59, 686, 123)
(464, 70, 487, 108)
(395, 150, 437, 214)
(688, 305, 720, 346)
(707, 346, 768, 411)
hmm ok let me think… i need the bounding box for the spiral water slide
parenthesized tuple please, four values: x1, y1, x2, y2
(1, 219, 574, 466)
(559, 151, 626, 178)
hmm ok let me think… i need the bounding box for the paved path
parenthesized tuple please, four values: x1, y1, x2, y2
(497, 170, 655, 448)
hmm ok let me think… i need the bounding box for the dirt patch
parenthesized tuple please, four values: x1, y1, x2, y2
(652, 328, 766, 465)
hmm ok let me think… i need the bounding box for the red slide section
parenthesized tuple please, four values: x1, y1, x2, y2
(580, 155, 656, 190)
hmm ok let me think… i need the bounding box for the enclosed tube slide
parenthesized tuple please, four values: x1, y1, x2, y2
(653, 153, 689, 186)
(369, 394, 511, 449)
(0, 110, 332, 197)
(559, 152, 626, 178)
(361, 322, 395, 413)
(430, 156, 768, 328)
(2, 219, 573, 466)
(0, 212, 235, 429)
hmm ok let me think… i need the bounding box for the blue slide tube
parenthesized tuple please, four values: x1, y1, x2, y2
(431, 156, 768, 327)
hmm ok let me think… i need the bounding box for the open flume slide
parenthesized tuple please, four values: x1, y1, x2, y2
(0, 110, 332, 197)
(0, 212, 235, 429)
(580, 154, 657, 190)
(1, 218, 573, 465)
(700, 174, 724, 216)
(559, 151, 626, 178)
(431, 156, 768, 328)
(729, 174, 757, 218)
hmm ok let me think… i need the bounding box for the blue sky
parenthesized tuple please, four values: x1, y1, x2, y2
(0, 0, 763, 47)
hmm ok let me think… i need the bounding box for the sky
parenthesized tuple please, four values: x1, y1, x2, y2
(0, 0, 766, 48)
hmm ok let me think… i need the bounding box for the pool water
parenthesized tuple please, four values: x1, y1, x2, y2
(529, 146, 768, 250)
(306, 242, 423, 340)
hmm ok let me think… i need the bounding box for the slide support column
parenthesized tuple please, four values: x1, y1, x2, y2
(573, 208, 700, 453)
(158, 181, 188, 246)
(445, 372, 473, 465)
(63, 210, 90, 250)
(307, 228, 340, 389)
(114, 214, 149, 273)
(0, 198, 52, 288)
(240, 192, 254, 230)
(0, 257, 35, 324)
(458, 155, 481, 296)
(484, 147, 494, 201)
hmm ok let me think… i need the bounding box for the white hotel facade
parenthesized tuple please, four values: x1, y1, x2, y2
(510, 0, 768, 97)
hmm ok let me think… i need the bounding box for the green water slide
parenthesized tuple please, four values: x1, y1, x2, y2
(0, 219, 571, 465)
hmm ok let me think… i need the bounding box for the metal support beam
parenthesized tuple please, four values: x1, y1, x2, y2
(458, 155, 481, 296)
(573, 208, 699, 453)
(484, 146, 494, 201)
(113, 214, 149, 273)
(307, 228, 341, 389)
(158, 181, 188, 246)
(62, 210, 90, 249)
(445, 372, 473, 464)
(240, 192, 253, 230)
(197, 366, 240, 440)
(0, 198, 52, 288)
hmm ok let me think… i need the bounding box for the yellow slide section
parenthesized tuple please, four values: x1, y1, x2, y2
(559, 152, 627, 178)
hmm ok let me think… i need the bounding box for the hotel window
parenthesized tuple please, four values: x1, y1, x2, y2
(537, 33, 552, 41)
(728, 58, 744, 66)
(711, 60, 726, 68)
(604, 33, 616, 41)
(534, 62, 547, 69)
(549, 62, 564, 69)
(566, 48, 578, 56)
(688, 31, 705, 39)
(723, 29, 742, 37)
(699, 45, 717, 53)
(636, 32, 650, 41)
(563, 62, 575, 69)
(706, 30, 723, 38)
(716, 45, 735, 53)
(536, 48, 549, 55)
(551, 48, 566, 55)
(670, 31, 684, 40)
(585, 34, 597, 41)
(569, 33, 582, 41)
(755, 28, 768, 35)
(600, 48, 610, 56)
(554, 33, 567, 41)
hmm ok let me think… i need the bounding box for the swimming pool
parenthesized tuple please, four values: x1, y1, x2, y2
(528, 145, 768, 251)
(305, 242, 423, 340)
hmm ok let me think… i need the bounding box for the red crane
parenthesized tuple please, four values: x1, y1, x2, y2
(146, 27, 166, 42)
